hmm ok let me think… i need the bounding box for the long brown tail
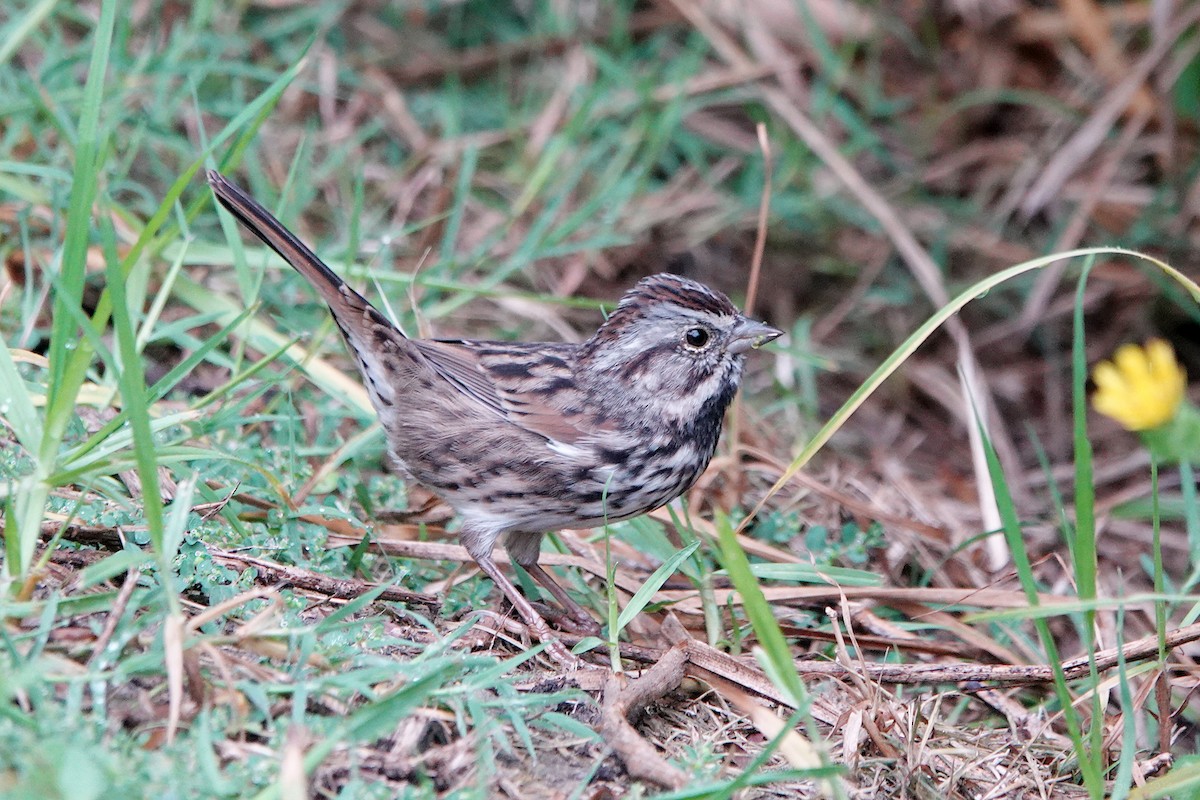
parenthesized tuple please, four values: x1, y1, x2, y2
(208, 170, 417, 412)
(207, 170, 373, 321)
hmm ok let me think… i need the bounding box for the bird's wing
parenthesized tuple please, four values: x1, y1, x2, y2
(412, 339, 597, 446)
(411, 339, 506, 416)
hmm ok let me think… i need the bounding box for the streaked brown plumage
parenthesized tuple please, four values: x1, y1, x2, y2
(207, 170, 781, 666)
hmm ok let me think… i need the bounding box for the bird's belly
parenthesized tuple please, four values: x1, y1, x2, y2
(444, 441, 709, 534)
(388, 413, 716, 534)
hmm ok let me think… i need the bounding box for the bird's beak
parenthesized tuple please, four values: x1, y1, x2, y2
(729, 318, 784, 354)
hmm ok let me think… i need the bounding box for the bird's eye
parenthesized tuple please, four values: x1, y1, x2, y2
(684, 327, 710, 349)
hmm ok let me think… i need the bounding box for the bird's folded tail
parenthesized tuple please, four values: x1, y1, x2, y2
(207, 170, 382, 327)
(207, 169, 409, 409)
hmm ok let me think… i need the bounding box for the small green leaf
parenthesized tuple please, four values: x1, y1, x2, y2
(615, 539, 699, 633)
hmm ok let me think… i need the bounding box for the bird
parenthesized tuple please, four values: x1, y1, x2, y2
(207, 170, 782, 666)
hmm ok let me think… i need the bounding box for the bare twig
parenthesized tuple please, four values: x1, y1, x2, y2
(625, 616, 1200, 699)
(601, 644, 690, 789)
(209, 550, 441, 610)
(789, 620, 1200, 687)
(27, 517, 440, 610)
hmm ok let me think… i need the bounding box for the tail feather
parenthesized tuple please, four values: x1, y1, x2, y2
(207, 170, 377, 323)
(208, 170, 408, 408)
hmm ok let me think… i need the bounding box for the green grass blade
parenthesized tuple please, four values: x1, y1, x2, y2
(715, 510, 804, 707)
(39, 0, 115, 465)
(1070, 260, 1106, 767)
(0, 0, 56, 70)
(0, 345, 43, 456)
(14, 0, 117, 579)
(98, 211, 164, 557)
(1071, 260, 1098, 610)
(713, 510, 846, 798)
(615, 539, 699, 633)
(980, 418, 1104, 796)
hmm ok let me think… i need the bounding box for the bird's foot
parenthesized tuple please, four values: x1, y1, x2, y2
(535, 601, 602, 637)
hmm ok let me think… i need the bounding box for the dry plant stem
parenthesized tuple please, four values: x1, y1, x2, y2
(728, 122, 773, 498)
(778, 624, 969, 658)
(789, 620, 1200, 686)
(1015, 4, 1151, 42)
(184, 588, 281, 634)
(858, 712, 902, 760)
(670, 610, 844, 792)
(647, 507, 805, 564)
(743, 123, 771, 319)
(811, 247, 889, 342)
(363, 66, 429, 151)
(738, 444, 948, 539)
(86, 566, 141, 670)
(890, 602, 1025, 664)
(208, 550, 441, 610)
(647, 616, 1200, 699)
(660, 612, 796, 707)
(831, 601, 873, 698)
(1060, 0, 1156, 118)
(601, 644, 690, 790)
(388, 7, 681, 84)
(965, 683, 1073, 746)
(689, 666, 829, 773)
(293, 428, 374, 506)
(1154, 669, 1173, 756)
(657, 584, 1071, 612)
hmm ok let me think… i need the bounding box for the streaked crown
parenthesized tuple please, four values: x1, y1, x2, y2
(588, 273, 739, 345)
(614, 273, 738, 319)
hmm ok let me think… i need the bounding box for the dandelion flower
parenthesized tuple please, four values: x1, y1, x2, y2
(1092, 339, 1186, 431)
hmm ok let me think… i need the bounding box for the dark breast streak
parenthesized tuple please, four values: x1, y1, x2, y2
(473, 394, 728, 533)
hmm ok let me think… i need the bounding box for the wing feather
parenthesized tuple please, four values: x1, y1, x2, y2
(412, 339, 506, 416)
(412, 339, 595, 447)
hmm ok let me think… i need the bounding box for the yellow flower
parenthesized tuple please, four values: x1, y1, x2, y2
(1092, 339, 1186, 431)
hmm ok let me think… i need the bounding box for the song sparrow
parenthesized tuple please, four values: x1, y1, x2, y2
(207, 170, 782, 666)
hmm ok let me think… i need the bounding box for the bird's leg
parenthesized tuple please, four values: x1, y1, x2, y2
(505, 531, 601, 636)
(523, 562, 602, 636)
(471, 554, 582, 669)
